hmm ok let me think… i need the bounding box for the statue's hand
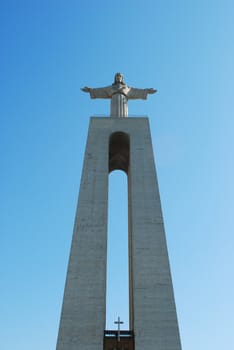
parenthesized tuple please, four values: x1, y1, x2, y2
(146, 88, 157, 94)
(81, 86, 91, 93)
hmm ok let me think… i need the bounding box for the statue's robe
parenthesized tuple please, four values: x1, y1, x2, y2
(89, 84, 148, 117)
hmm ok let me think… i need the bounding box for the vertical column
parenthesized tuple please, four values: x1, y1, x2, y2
(129, 119, 182, 350)
(56, 119, 109, 350)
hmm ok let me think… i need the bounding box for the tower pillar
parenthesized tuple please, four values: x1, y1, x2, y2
(56, 117, 182, 350)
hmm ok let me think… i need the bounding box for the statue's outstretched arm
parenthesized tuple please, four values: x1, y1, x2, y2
(127, 87, 157, 100)
(81, 86, 112, 99)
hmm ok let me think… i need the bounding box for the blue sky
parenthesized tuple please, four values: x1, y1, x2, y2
(1, 1, 234, 349)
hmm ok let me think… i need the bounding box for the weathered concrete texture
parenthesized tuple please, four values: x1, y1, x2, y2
(56, 117, 182, 350)
(56, 119, 109, 350)
(128, 119, 182, 350)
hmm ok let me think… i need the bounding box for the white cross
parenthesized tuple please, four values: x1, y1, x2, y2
(114, 316, 124, 342)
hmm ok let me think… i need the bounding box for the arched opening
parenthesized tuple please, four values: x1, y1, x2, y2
(106, 132, 130, 330)
(109, 131, 130, 174)
(104, 131, 134, 349)
(106, 170, 129, 330)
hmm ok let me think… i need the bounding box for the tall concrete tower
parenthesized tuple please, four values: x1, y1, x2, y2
(56, 74, 182, 350)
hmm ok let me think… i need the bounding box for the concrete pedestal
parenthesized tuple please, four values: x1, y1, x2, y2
(56, 117, 182, 350)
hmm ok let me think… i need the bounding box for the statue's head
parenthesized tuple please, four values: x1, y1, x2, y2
(113, 72, 125, 85)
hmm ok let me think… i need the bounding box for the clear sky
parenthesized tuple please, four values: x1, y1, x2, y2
(1, 1, 234, 349)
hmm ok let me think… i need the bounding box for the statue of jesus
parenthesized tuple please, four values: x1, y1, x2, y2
(81, 72, 157, 117)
